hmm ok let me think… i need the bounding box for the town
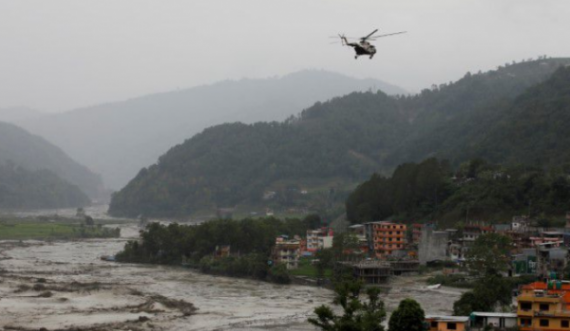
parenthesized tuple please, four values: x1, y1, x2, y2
(270, 212, 570, 331)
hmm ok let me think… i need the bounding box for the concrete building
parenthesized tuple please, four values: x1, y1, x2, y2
(306, 228, 333, 252)
(272, 236, 300, 269)
(341, 260, 392, 284)
(365, 221, 407, 258)
(462, 223, 493, 244)
(419, 225, 451, 265)
(518, 281, 570, 331)
(536, 242, 567, 278)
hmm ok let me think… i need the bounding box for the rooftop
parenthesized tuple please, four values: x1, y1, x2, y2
(425, 315, 469, 323)
(471, 312, 517, 318)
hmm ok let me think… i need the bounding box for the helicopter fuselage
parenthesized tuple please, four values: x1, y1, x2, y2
(354, 42, 376, 55)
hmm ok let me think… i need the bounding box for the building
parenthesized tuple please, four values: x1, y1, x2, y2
(470, 312, 517, 330)
(419, 225, 450, 265)
(306, 228, 334, 253)
(512, 249, 537, 276)
(425, 315, 469, 331)
(272, 236, 301, 269)
(517, 281, 570, 331)
(512, 216, 531, 233)
(341, 260, 391, 284)
(365, 221, 407, 258)
(214, 245, 231, 258)
(535, 242, 567, 277)
(462, 223, 493, 244)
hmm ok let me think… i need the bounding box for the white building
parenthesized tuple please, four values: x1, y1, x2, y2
(307, 228, 334, 252)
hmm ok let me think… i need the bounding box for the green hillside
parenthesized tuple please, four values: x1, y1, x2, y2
(346, 158, 570, 226)
(109, 58, 570, 218)
(0, 121, 104, 204)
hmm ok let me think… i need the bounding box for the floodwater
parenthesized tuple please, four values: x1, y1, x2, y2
(0, 222, 464, 330)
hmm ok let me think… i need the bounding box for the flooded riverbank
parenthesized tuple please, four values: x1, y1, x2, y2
(0, 224, 464, 330)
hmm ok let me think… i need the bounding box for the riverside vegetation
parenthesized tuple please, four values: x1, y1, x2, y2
(0, 216, 121, 240)
(116, 215, 323, 284)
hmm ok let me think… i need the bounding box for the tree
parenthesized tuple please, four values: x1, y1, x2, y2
(453, 273, 512, 315)
(309, 281, 386, 331)
(315, 249, 334, 280)
(388, 298, 425, 331)
(466, 233, 512, 275)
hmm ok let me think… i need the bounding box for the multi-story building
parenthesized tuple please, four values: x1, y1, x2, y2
(365, 221, 407, 258)
(272, 236, 301, 269)
(306, 228, 333, 253)
(462, 223, 493, 244)
(517, 281, 570, 331)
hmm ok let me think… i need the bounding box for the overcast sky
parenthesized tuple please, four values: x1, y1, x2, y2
(1, 0, 569, 113)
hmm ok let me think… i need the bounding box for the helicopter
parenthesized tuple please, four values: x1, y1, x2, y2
(335, 29, 406, 59)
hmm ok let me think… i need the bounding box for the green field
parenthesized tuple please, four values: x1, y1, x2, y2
(289, 257, 333, 278)
(0, 221, 121, 240)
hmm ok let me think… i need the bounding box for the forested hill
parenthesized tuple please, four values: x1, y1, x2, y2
(0, 121, 104, 202)
(386, 58, 570, 166)
(109, 58, 570, 218)
(17, 70, 404, 189)
(0, 162, 90, 209)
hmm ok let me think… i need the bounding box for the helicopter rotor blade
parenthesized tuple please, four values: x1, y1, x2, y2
(329, 36, 359, 39)
(362, 29, 379, 40)
(368, 31, 407, 40)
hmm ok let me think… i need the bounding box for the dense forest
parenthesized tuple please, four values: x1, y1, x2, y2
(346, 158, 570, 226)
(0, 121, 104, 200)
(0, 162, 90, 209)
(109, 58, 570, 218)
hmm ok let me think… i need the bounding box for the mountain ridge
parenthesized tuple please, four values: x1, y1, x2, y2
(0, 121, 103, 206)
(108, 58, 570, 218)
(16, 70, 405, 189)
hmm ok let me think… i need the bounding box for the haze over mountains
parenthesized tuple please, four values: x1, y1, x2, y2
(108, 58, 570, 218)
(0, 107, 44, 122)
(15, 70, 404, 190)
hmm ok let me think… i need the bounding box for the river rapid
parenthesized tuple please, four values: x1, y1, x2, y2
(0, 220, 464, 330)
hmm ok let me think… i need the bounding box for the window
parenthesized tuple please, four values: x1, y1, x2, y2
(563, 320, 569, 328)
(539, 303, 549, 311)
(431, 321, 438, 328)
(520, 302, 532, 311)
(447, 322, 457, 330)
(520, 318, 532, 327)
(540, 319, 549, 327)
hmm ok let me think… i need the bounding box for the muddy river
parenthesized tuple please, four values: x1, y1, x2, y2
(0, 222, 464, 330)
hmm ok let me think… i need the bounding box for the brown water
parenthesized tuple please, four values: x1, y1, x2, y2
(0, 223, 463, 330)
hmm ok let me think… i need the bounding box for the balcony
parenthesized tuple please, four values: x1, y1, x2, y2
(517, 309, 533, 317)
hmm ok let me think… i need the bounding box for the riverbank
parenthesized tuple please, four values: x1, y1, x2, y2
(0, 218, 121, 240)
(0, 222, 464, 330)
(0, 229, 336, 331)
